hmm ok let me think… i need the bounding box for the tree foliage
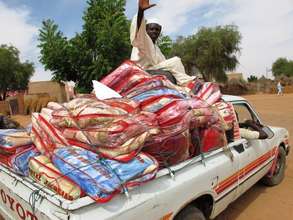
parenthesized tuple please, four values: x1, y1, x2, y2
(38, 0, 131, 92)
(272, 57, 293, 77)
(247, 75, 258, 82)
(157, 35, 173, 58)
(171, 25, 241, 82)
(0, 45, 34, 100)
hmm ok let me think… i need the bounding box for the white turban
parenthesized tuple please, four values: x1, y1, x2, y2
(146, 18, 161, 26)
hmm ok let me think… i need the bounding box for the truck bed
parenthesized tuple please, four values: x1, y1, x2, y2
(0, 146, 225, 220)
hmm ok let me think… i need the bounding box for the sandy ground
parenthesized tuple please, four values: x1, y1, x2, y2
(3, 94, 293, 220)
(215, 93, 293, 220)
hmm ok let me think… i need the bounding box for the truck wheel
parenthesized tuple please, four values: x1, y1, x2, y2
(174, 205, 206, 220)
(262, 147, 286, 186)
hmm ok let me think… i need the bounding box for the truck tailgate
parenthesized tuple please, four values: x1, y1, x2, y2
(0, 164, 82, 220)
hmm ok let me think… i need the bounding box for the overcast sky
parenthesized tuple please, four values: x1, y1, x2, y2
(0, 0, 292, 81)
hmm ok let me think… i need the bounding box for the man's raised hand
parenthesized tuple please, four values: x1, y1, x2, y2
(139, 0, 156, 11)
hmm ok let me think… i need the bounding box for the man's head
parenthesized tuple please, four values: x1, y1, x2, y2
(146, 19, 162, 43)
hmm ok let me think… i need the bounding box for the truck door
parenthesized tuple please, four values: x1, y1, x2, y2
(212, 138, 246, 217)
(232, 101, 275, 197)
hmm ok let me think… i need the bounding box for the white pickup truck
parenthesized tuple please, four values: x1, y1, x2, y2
(0, 95, 290, 220)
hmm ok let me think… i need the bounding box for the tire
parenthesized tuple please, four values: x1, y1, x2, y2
(262, 147, 286, 186)
(174, 205, 206, 220)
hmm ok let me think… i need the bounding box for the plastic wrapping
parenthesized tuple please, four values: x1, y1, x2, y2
(143, 130, 191, 168)
(0, 129, 32, 155)
(200, 123, 227, 152)
(31, 113, 68, 156)
(129, 88, 186, 103)
(68, 130, 157, 161)
(124, 75, 179, 97)
(62, 112, 158, 147)
(9, 145, 40, 176)
(188, 81, 222, 105)
(214, 101, 240, 140)
(50, 98, 139, 129)
(29, 155, 83, 200)
(52, 147, 158, 202)
(101, 61, 151, 94)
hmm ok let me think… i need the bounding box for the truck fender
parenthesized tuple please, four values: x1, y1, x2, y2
(173, 192, 215, 219)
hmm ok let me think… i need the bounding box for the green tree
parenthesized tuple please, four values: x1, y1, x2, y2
(272, 58, 293, 77)
(157, 35, 173, 58)
(272, 58, 288, 77)
(172, 25, 241, 82)
(0, 45, 34, 100)
(247, 75, 258, 82)
(39, 0, 131, 93)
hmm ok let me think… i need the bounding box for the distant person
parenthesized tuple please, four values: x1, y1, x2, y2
(130, 0, 195, 85)
(239, 119, 268, 140)
(277, 81, 283, 96)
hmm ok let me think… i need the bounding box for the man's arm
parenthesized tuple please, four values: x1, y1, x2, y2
(137, 0, 156, 30)
(243, 120, 268, 139)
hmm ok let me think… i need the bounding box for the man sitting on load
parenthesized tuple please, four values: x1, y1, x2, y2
(130, 0, 195, 85)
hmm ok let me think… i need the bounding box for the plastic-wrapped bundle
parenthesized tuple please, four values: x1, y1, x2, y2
(141, 96, 176, 113)
(191, 107, 221, 128)
(67, 128, 159, 161)
(0, 129, 32, 155)
(140, 98, 193, 145)
(186, 80, 204, 95)
(31, 113, 69, 156)
(155, 100, 192, 129)
(52, 147, 158, 202)
(143, 130, 191, 168)
(62, 112, 158, 147)
(197, 82, 222, 105)
(129, 88, 186, 103)
(9, 145, 40, 176)
(200, 123, 227, 152)
(124, 75, 180, 97)
(29, 155, 83, 201)
(50, 98, 139, 129)
(188, 81, 222, 105)
(101, 61, 151, 94)
(104, 98, 139, 114)
(214, 101, 240, 140)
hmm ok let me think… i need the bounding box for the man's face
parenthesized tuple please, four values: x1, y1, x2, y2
(146, 23, 162, 43)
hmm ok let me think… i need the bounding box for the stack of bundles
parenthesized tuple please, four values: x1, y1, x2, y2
(101, 62, 192, 167)
(27, 92, 160, 201)
(63, 111, 159, 161)
(0, 129, 40, 175)
(101, 61, 229, 166)
(49, 97, 140, 128)
(32, 96, 159, 161)
(52, 147, 158, 202)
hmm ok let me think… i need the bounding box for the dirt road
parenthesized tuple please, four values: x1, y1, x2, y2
(216, 94, 293, 220)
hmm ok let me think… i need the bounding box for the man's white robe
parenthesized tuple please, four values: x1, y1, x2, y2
(130, 15, 195, 85)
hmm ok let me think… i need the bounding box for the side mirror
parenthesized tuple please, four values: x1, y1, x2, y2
(262, 126, 274, 139)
